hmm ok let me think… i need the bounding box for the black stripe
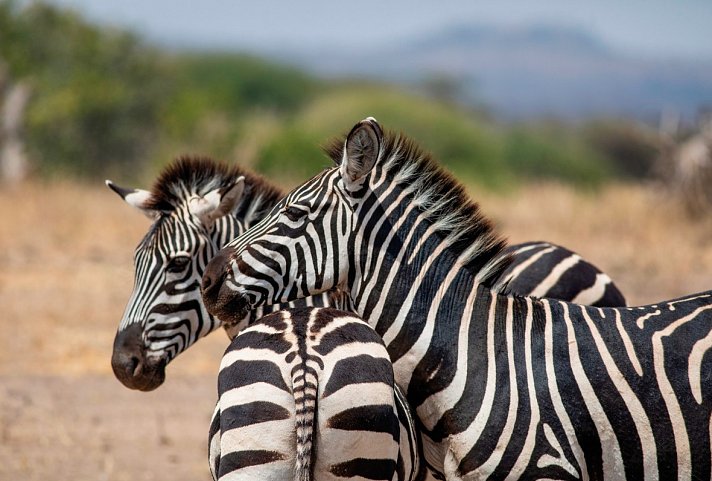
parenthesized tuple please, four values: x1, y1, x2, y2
(543, 259, 596, 302)
(218, 360, 290, 393)
(322, 354, 393, 397)
(322, 355, 393, 397)
(508, 248, 571, 296)
(221, 401, 291, 430)
(227, 330, 292, 354)
(328, 404, 399, 439)
(330, 458, 397, 480)
(313, 322, 384, 355)
(596, 281, 626, 307)
(219, 449, 286, 476)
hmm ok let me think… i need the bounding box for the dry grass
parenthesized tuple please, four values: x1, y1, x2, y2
(0, 180, 227, 377)
(0, 179, 711, 480)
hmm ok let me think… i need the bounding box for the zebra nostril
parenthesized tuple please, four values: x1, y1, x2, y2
(201, 272, 213, 292)
(129, 355, 142, 377)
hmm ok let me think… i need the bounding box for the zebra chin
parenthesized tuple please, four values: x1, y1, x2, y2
(111, 323, 167, 391)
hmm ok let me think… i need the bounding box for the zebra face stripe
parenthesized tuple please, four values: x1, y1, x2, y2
(202, 169, 353, 324)
(113, 208, 242, 390)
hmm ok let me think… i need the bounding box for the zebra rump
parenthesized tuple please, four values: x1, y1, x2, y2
(209, 307, 422, 481)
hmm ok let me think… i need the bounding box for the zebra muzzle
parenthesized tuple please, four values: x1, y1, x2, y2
(111, 323, 167, 391)
(202, 249, 250, 323)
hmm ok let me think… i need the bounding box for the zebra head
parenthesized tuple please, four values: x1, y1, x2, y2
(108, 157, 255, 391)
(202, 117, 383, 324)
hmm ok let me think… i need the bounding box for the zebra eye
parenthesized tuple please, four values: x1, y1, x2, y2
(166, 255, 190, 273)
(284, 205, 307, 222)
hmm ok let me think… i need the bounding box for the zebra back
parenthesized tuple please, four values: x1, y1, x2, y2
(497, 241, 626, 306)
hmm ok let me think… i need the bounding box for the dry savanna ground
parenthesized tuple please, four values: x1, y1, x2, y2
(1, 179, 711, 480)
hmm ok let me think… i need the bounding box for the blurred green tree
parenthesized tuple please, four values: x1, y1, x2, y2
(0, 1, 167, 179)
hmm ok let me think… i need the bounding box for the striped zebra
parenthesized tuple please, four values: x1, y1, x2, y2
(202, 117, 712, 480)
(107, 157, 625, 391)
(208, 307, 426, 481)
(107, 157, 624, 391)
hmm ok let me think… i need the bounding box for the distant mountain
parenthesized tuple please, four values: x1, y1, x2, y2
(271, 24, 712, 121)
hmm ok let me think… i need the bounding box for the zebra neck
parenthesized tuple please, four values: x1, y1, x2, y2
(348, 201, 486, 339)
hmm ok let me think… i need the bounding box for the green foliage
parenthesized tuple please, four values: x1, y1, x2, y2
(255, 85, 513, 188)
(0, 1, 649, 190)
(254, 86, 613, 189)
(503, 125, 612, 187)
(1, 1, 166, 178)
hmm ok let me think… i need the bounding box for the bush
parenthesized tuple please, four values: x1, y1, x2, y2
(582, 120, 662, 179)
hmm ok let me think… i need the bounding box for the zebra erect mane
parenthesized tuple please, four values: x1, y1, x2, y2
(325, 130, 512, 289)
(147, 155, 285, 224)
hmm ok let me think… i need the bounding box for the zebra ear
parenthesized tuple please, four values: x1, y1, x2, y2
(341, 117, 382, 185)
(105, 180, 160, 220)
(190, 176, 245, 226)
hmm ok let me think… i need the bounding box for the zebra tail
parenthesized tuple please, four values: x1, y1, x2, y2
(293, 361, 318, 481)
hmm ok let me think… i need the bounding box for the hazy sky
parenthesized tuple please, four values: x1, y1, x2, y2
(47, 0, 712, 60)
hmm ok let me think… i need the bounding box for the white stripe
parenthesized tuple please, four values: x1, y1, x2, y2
(561, 302, 625, 478)
(504, 297, 539, 480)
(636, 309, 662, 329)
(447, 296, 498, 453)
(614, 309, 644, 376)
(537, 423, 579, 477)
(689, 328, 712, 404)
(417, 278, 477, 430)
(496, 246, 556, 290)
(580, 307, 658, 480)
(543, 300, 588, 479)
(652, 304, 712, 481)
(571, 273, 611, 305)
(471, 296, 520, 476)
(530, 254, 581, 298)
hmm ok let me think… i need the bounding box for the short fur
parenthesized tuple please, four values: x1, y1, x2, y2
(325, 130, 512, 289)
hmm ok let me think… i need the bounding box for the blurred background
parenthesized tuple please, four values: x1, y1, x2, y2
(0, 1, 711, 479)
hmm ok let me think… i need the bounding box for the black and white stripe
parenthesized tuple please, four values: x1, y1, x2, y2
(203, 117, 712, 480)
(498, 241, 625, 307)
(108, 157, 625, 391)
(208, 307, 427, 481)
(106, 156, 332, 390)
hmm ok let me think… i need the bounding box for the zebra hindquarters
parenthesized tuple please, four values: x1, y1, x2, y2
(212, 329, 298, 481)
(313, 329, 402, 480)
(211, 308, 405, 481)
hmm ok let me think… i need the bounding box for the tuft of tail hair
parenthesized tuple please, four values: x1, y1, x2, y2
(293, 360, 319, 481)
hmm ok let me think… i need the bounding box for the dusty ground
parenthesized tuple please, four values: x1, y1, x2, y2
(1, 179, 711, 480)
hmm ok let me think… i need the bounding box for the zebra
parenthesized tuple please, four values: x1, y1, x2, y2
(208, 306, 427, 481)
(202, 117, 712, 480)
(107, 157, 625, 391)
